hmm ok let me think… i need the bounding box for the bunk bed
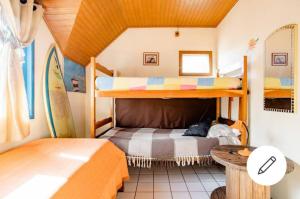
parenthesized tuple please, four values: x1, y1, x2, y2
(90, 57, 249, 167)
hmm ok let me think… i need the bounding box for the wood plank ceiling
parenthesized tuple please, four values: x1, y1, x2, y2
(42, 0, 238, 66)
(43, 0, 82, 50)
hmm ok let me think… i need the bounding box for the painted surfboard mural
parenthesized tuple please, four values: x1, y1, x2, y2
(43, 44, 76, 138)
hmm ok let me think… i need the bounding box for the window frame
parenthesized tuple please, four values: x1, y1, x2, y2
(22, 41, 35, 119)
(179, 50, 213, 76)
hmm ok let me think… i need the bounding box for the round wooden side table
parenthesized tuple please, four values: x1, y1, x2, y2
(210, 145, 294, 199)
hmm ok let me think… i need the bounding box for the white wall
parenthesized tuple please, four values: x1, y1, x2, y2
(0, 20, 86, 153)
(97, 28, 217, 77)
(217, 0, 300, 198)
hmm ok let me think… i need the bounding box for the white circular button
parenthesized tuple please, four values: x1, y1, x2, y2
(247, 146, 286, 186)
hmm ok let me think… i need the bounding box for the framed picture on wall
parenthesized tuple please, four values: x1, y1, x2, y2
(272, 53, 288, 66)
(64, 57, 86, 93)
(143, 52, 159, 66)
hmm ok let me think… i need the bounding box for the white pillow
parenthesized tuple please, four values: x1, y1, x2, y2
(207, 124, 236, 138)
(231, 128, 241, 137)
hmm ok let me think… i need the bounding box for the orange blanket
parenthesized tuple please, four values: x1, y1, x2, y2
(0, 138, 129, 199)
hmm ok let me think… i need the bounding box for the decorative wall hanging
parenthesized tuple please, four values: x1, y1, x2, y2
(272, 53, 288, 66)
(143, 52, 159, 66)
(64, 57, 86, 93)
(248, 38, 259, 50)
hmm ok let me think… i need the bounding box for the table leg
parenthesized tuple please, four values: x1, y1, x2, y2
(226, 167, 270, 199)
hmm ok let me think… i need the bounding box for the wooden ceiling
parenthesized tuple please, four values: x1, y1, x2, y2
(42, 0, 238, 65)
(43, 0, 82, 50)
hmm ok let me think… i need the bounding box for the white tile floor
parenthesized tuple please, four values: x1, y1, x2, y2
(117, 165, 226, 199)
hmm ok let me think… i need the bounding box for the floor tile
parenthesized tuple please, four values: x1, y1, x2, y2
(202, 181, 220, 192)
(217, 181, 226, 186)
(140, 168, 153, 174)
(169, 174, 184, 182)
(197, 173, 215, 181)
(117, 192, 135, 199)
(168, 167, 181, 171)
(154, 174, 169, 182)
(208, 167, 223, 174)
(183, 174, 200, 182)
(170, 182, 188, 192)
(168, 170, 182, 175)
(128, 167, 140, 175)
(154, 192, 172, 199)
(172, 192, 191, 199)
(190, 192, 209, 199)
(127, 175, 139, 183)
(136, 182, 153, 192)
(139, 174, 153, 182)
(193, 167, 210, 174)
(154, 182, 170, 192)
(186, 182, 205, 192)
(181, 166, 194, 169)
(181, 166, 195, 174)
(135, 192, 153, 199)
(124, 182, 137, 192)
(167, 167, 181, 174)
(126, 165, 224, 199)
(154, 168, 168, 174)
(212, 173, 226, 181)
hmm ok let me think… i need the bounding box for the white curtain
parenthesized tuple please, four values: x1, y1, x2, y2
(0, 0, 43, 143)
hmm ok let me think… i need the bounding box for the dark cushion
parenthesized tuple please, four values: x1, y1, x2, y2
(183, 118, 212, 137)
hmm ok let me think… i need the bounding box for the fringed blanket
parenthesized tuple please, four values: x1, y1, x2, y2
(101, 128, 238, 168)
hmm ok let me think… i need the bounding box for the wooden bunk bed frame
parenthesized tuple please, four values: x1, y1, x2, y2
(89, 56, 249, 145)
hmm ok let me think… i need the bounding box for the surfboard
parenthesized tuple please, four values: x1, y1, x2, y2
(43, 44, 76, 138)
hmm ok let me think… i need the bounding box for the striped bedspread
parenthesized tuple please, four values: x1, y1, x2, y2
(96, 77, 242, 91)
(101, 128, 239, 168)
(265, 77, 293, 89)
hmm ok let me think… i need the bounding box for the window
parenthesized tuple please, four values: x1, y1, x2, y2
(179, 51, 212, 76)
(22, 42, 35, 119)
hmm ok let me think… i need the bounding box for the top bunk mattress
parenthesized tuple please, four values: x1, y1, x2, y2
(96, 77, 242, 91)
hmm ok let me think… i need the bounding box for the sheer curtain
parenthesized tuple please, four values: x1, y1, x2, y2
(0, 0, 43, 143)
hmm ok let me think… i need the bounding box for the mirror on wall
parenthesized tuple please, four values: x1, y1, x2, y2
(264, 24, 298, 113)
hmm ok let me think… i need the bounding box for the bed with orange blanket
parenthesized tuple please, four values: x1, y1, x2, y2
(0, 138, 128, 199)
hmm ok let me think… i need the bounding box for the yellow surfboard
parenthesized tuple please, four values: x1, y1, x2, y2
(43, 44, 76, 138)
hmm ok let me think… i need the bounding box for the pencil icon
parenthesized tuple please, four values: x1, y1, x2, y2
(258, 156, 276, 175)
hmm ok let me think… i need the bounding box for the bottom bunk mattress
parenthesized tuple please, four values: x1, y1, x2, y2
(101, 128, 239, 168)
(0, 138, 128, 199)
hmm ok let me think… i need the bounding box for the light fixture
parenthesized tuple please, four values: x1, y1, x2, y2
(175, 27, 180, 37)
